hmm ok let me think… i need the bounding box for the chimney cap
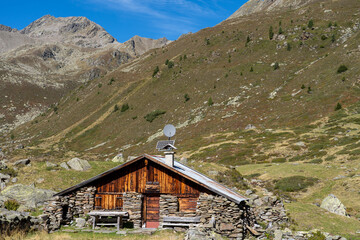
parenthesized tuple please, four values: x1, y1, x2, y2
(161, 144, 177, 151)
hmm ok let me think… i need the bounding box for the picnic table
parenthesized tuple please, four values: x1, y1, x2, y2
(89, 211, 129, 231)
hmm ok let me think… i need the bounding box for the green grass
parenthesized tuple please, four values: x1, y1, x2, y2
(274, 176, 318, 192)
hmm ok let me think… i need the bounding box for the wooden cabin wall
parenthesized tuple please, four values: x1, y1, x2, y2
(94, 159, 211, 196)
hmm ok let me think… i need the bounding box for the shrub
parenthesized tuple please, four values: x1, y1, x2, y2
(165, 59, 169, 65)
(308, 19, 314, 28)
(335, 102, 342, 111)
(307, 159, 323, 164)
(272, 158, 286, 163)
(113, 104, 119, 112)
(273, 62, 280, 70)
(287, 43, 292, 51)
(98, 83, 102, 88)
(167, 61, 174, 69)
(278, 27, 284, 35)
(301, 84, 306, 89)
(4, 199, 20, 211)
(121, 103, 129, 113)
(152, 66, 159, 77)
(108, 78, 115, 85)
(132, 116, 137, 120)
(328, 22, 332, 28)
(208, 97, 214, 106)
(321, 35, 328, 40)
(144, 110, 166, 122)
(337, 65, 348, 73)
(183, 54, 187, 60)
(245, 35, 251, 46)
(250, 66, 254, 72)
(184, 94, 190, 102)
(53, 106, 58, 113)
(10, 134, 15, 140)
(269, 26, 274, 40)
(275, 176, 318, 192)
(331, 34, 336, 43)
(307, 87, 312, 94)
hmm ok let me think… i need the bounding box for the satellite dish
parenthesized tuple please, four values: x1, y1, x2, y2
(163, 124, 176, 139)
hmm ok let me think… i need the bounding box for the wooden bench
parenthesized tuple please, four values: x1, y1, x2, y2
(89, 211, 129, 231)
(162, 216, 201, 228)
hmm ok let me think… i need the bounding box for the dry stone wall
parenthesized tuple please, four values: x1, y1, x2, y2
(122, 192, 143, 228)
(196, 193, 255, 239)
(43, 186, 96, 231)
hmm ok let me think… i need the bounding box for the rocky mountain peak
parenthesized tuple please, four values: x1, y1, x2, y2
(0, 24, 14, 32)
(124, 35, 171, 56)
(227, 0, 314, 19)
(19, 15, 117, 48)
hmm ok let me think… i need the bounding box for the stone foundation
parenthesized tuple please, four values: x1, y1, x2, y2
(122, 192, 143, 228)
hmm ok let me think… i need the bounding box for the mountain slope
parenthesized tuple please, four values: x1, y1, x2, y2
(228, 0, 315, 19)
(0, 16, 170, 132)
(8, 0, 360, 157)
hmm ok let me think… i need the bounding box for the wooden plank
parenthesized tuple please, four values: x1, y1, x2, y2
(163, 217, 200, 223)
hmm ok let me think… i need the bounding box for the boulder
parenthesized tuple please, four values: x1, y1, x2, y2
(112, 153, 124, 163)
(45, 161, 57, 168)
(60, 162, 70, 170)
(0, 173, 10, 180)
(320, 194, 347, 216)
(75, 218, 86, 228)
(14, 159, 30, 166)
(295, 141, 306, 147)
(67, 158, 91, 171)
(245, 124, 256, 130)
(274, 229, 283, 240)
(0, 184, 55, 208)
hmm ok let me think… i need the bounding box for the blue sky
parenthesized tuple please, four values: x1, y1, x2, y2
(0, 0, 246, 42)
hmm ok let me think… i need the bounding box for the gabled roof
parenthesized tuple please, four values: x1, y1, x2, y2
(55, 154, 247, 204)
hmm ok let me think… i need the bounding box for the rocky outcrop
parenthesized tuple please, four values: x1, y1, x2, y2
(227, 0, 314, 19)
(320, 194, 347, 216)
(20, 15, 116, 48)
(125, 35, 170, 56)
(0, 24, 13, 32)
(0, 208, 44, 236)
(67, 158, 91, 171)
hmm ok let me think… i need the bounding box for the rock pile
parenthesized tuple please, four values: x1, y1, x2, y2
(0, 208, 44, 236)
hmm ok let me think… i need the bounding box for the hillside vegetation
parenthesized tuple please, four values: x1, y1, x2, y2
(1, 0, 360, 238)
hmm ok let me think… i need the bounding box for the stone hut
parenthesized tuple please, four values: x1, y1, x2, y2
(44, 154, 255, 238)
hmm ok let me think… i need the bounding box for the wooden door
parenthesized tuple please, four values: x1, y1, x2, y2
(145, 195, 160, 228)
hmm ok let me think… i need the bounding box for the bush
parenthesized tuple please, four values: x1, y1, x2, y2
(250, 66, 254, 72)
(335, 102, 342, 111)
(108, 78, 115, 85)
(307, 159, 323, 164)
(308, 19, 314, 28)
(4, 199, 20, 211)
(113, 104, 119, 112)
(331, 34, 336, 43)
(287, 43, 292, 51)
(269, 26, 274, 40)
(321, 35, 328, 40)
(273, 62, 280, 70)
(144, 110, 166, 122)
(337, 65, 348, 73)
(184, 93, 190, 102)
(121, 103, 129, 112)
(165, 59, 169, 65)
(278, 27, 283, 35)
(208, 97, 214, 106)
(152, 66, 159, 77)
(167, 61, 174, 69)
(272, 158, 286, 163)
(275, 176, 318, 192)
